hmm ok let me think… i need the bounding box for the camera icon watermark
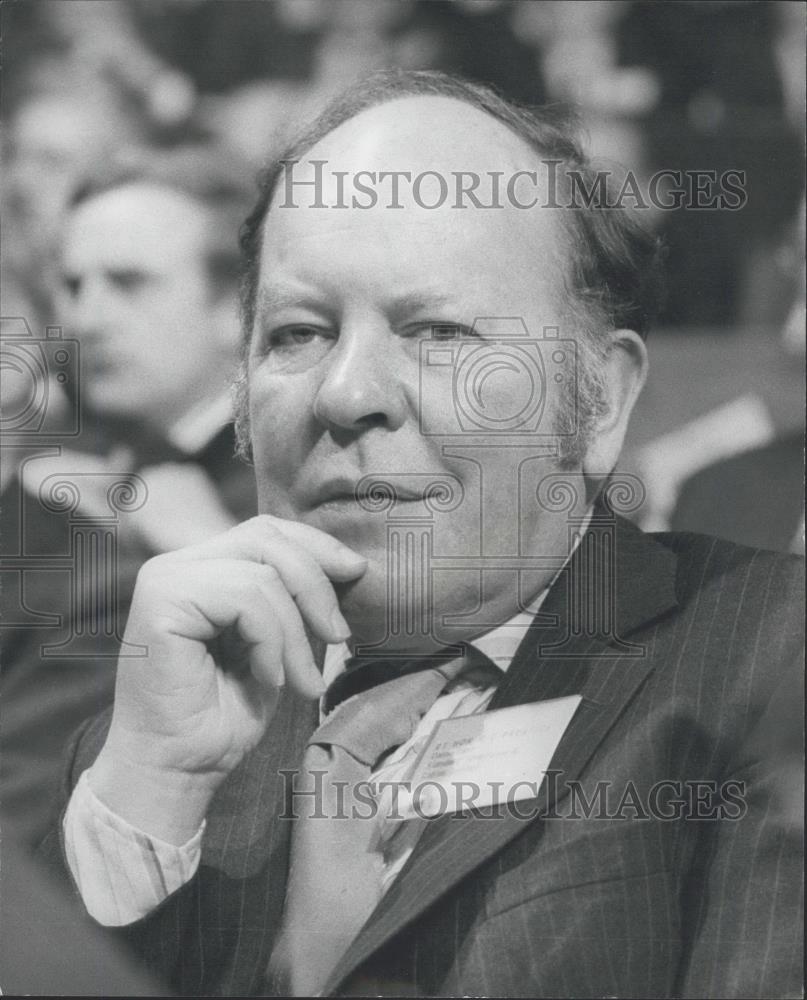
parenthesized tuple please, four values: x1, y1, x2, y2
(418, 318, 577, 438)
(0, 317, 80, 438)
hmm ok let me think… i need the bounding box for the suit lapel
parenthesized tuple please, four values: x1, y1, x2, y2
(325, 514, 679, 993)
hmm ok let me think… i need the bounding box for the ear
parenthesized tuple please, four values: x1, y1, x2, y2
(582, 328, 648, 477)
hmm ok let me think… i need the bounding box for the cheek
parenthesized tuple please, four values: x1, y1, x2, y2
(157, 291, 209, 339)
(249, 369, 286, 429)
(248, 373, 314, 470)
(418, 341, 559, 438)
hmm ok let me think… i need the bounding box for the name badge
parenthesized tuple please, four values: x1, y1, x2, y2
(399, 695, 582, 818)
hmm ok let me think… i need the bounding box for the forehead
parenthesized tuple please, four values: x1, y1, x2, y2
(64, 183, 210, 272)
(297, 95, 543, 183)
(258, 95, 569, 319)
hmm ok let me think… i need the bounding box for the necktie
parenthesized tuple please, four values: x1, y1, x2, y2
(268, 653, 477, 997)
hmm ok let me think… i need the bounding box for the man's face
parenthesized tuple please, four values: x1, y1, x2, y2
(248, 97, 592, 649)
(59, 183, 233, 430)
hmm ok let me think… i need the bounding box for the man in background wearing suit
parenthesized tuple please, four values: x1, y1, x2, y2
(45, 72, 802, 998)
(1, 146, 257, 849)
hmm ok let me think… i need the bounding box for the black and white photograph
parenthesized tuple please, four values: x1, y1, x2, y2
(0, 1, 804, 996)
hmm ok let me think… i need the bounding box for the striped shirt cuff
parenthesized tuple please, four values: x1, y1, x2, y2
(63, 768, 204, 927)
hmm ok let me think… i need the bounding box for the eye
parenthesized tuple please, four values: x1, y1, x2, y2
(254, 323, 336, 373)
(431, 323, 461, 340)
(399, 322, 478, 341)
(427, 323, 479, 340)
(268, 325, 330, 349)
(107, 269, 149, 293)
(62, 275, 81, 298)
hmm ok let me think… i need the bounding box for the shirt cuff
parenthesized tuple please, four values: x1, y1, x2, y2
(63, 767, 204, 926)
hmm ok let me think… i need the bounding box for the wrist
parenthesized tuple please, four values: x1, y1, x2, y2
(89, 746, 221, 846)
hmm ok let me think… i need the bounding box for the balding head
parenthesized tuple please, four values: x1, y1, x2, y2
(281, 93, 554, 192)
(270, 93, 568, 328)
(241, 70, 663, 341)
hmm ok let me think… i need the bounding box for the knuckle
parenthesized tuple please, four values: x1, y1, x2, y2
(254, 574, 287, 610)
(309, 566, 334, 589)
(250, 513, 283, 534)
(235, 515, 285, 548)
(136, 553, 172, 585)
(308, 575, 337, 604)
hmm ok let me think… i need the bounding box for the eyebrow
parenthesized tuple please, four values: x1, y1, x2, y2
(61, 266, 155, 285)
(385, 291, 457, 325)
(255, 286, 324, 316)
(258, 285, 456, 313)
(254, 285, 463, 325)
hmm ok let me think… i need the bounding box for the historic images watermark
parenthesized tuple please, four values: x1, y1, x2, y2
(0, 317, 81, 437)
(278, 159, 747, 212)
(279, 771, 748, 822)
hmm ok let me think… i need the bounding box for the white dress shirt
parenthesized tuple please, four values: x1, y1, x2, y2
(165, 391, 234, 454)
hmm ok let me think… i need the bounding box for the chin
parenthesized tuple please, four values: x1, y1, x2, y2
(334, 553, 386, 623)
(333, 561, 415, 652)
(334, 561, 495, 655)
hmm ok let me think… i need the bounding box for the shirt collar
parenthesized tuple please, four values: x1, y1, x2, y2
(166, 392, 234, 455)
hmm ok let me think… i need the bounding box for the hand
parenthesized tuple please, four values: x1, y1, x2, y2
(90, 516, 367, 843)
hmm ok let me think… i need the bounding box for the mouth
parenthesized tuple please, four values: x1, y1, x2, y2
(306, 478, 428, 511)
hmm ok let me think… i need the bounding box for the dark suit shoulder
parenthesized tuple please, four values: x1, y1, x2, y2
(646, 530, 803, 711)
(652, 528, 803, 605)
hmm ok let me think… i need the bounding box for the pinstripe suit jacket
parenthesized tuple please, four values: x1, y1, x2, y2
(51, 516, 804, 998)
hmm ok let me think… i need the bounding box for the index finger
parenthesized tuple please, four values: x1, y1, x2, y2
(165, 515, 368, 580)
(163, 516, 368, 642)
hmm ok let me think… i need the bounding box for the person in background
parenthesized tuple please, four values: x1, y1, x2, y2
(0, 144, 257, 850)
(615, 0, 803, 328)
(671, 195, 805, 553)
(670, 429, 804, 554)
(2, 65, 149, 330)
(54, 144, 258, 540)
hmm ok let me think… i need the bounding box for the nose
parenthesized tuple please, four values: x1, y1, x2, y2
(312, 320, 409, 434)
(65, 277, 112, 341)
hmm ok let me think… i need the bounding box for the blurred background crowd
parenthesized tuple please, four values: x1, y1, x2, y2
(3, 0, 805, 325)
(3, 1, 804, 491)
(0, 2, 804, 990)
